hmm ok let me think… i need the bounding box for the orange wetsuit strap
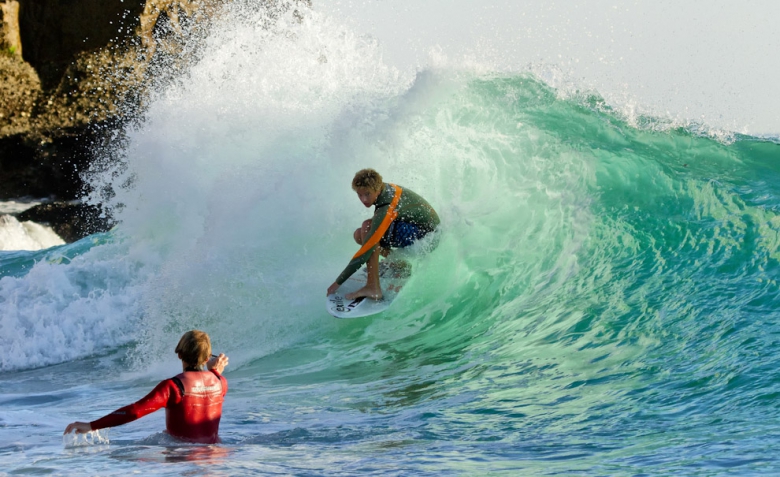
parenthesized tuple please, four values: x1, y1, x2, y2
(352, 184, 403, 259)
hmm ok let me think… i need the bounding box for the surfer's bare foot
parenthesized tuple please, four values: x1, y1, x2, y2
(346, 285, 383, 301)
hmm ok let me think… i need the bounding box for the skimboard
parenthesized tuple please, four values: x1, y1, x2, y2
(326, 261, 411, 319)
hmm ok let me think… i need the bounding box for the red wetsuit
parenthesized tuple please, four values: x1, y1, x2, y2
(90, 369, 228, 444)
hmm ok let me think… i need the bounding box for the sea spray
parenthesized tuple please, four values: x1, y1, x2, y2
(80, 3, 415, 367)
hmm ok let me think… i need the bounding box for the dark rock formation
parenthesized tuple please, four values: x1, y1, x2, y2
(0, 0, 310, 243)
(17, 200, 114, 243)
(0, 0, 220, 241)
(0, 120, 120, 199)
(18, 0, 147, 90)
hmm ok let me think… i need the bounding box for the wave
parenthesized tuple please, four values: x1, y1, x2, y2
(1, 3, 779, 383)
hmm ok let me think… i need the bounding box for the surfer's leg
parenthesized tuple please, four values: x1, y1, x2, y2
(345, 247, 383, 300)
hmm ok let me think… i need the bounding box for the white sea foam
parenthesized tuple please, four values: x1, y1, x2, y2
(0, 238, 148, 370)
(0, 199, 43, 215)
(0, 215, 65, 251)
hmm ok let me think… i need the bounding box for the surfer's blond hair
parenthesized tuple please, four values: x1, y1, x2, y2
(352, 169, 383, 192)
(175, 330, 212, 367)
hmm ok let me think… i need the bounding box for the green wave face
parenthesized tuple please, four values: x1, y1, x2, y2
(276, 74, 780, 468)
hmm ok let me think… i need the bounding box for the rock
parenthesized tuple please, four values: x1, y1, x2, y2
(0, 0, 217, 204)
(0, 119, 124, 200)
(0, 0, 312, 242)
(18, 0, 147, 89)
(16, 201, 114, 243)
(1, 0, 22, 56)
(0, 53, 40, 137)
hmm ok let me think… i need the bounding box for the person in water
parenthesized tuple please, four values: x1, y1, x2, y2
(327, 168, 440, 300)
(63, 330, 229, 444)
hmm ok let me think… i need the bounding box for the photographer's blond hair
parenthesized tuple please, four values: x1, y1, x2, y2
(352, 169, 383, 192)
(175, 330, 212, 367)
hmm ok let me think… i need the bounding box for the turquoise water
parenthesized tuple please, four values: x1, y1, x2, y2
(2, 3, 780, 475)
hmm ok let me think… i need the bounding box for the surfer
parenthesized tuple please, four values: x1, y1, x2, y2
(327, 168, 440, 300)
(63, 330, 229, 444)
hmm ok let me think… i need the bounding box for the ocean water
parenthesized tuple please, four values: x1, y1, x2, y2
(2, 2, 780, 475)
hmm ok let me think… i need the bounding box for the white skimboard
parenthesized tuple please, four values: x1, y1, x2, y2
(327, 262, 410, 319)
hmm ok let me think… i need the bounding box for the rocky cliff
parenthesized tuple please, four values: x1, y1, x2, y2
(0, 1, 219, 199)
(0, 0, 311, 242)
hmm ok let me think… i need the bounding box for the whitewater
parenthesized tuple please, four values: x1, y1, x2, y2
(2, 1, 780, 475)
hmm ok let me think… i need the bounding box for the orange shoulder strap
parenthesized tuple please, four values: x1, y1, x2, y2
(352, 184, 403, 259)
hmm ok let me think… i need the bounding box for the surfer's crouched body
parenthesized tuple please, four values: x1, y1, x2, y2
(63, 330, 229, 444)
(327, 168, 440, 300)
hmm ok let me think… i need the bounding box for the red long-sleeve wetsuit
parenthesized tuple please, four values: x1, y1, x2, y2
(89, 369, 228, 444)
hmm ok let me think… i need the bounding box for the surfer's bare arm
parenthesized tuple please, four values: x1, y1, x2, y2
(331, 208, 387, 293)
(63, 422, 92, 434)
(207, 353, 229, 374)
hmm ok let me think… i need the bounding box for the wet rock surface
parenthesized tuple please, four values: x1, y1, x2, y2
(1, 0, 310, 243)
(0, 0, 220, 241)
(16, 200, 114, 243)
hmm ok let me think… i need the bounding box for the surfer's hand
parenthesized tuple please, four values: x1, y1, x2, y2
(327, 282, 339, 296)
(64, 422, 92, 434)
(207, 353, 229, 374)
